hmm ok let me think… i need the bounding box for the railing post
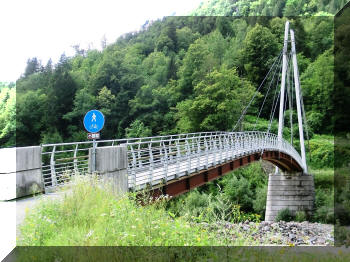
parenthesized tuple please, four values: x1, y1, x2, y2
(73, 144, 78, 173)
(176, 140, 180, 178)
(230, 134, 234, 159)
(91, 139, 97, 173)
(131, 145, 137, 190)
(205, 137, 209, 169)
(211, 136, 216, 165)
(137, 143, 142, 168)
(219, 135, 223, 163)
(186, 139, 191, 174)
(162, 141, 168, 183)
(224, 134, 228, 161)
(50, 146, 57, 187)
(148, 143, 154, 185)
(238, 134, 242, 155)
(197, 137, 201, 170)
(169, 138, 173, 162)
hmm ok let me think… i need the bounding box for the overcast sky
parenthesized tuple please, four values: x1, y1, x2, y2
(0, 0, 202, 82)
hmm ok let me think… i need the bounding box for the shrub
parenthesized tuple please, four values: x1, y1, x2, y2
(222, 175, 254, 211)
(295, 211, 307, 222)
(306, 111, 323, 134)
(275, 208, 295, 222)
(166, 189, 210, 220)
(308, 135, 334, 169)
(311, 187, 334, 224)
(312, 169, 334, 189)
(167, 188, 261, 223)
(314, 206, 334, 224)
(125, 119, 152, 138)
(252, 185, 267, 217)
(231, 162, 268, 190)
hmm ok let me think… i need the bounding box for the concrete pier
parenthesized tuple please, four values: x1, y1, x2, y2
(89, 145, 128, 195)
(265, 173, 315, 222)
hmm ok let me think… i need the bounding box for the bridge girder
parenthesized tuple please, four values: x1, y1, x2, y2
(149, 150, 303, 198)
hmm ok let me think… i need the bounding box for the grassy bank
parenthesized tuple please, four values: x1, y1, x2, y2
(15, 175, 348, 260)
(19, 175, 261, 246)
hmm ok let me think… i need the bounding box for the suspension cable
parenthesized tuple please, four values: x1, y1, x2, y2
(261, 88, 281, 156)
(287, 51, 293, 145)
(266, 56, 283, 134)
(282, 52, 293, 141)
(267, 90, 281, 135)
(232, 49, 283, 131)
(253, 51, 283, 130)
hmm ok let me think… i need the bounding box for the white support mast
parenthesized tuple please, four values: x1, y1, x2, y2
(290, 29, 307, 173)
(276, 20, 290, 174)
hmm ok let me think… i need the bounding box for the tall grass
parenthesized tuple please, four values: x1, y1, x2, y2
(13, 246, 350, 262)
(18, 175, 223, 246)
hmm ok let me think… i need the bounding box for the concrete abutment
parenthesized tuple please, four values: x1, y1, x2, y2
(265, 173, 315, 222)
(0, 146, 43, 200)
(88, 145, 128, 196)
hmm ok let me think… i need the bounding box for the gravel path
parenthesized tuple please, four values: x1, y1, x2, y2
(202, 221, 334, 246)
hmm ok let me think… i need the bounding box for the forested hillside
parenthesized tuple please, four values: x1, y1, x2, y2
(2, 15, 333, 148)
(192, 0, 347, 16)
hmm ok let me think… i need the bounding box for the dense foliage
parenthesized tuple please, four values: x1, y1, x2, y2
(192, 0, 346, 16)
(5, 15, 335, 147)
(0, 82, 16, 147)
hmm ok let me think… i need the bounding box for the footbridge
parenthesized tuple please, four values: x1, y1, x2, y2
(40, 131, 304, 196)
(0, 21, 315, 221)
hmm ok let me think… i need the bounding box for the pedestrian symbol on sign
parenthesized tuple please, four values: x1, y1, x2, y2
(83, 110, 105, 133)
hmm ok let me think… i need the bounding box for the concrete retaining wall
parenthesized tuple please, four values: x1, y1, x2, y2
(89, 145, 128, 195)
(265, 173, 315, 222)
(0, 146, 43, 200)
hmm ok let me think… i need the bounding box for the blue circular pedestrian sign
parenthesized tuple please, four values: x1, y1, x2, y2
(83, 110, 105, 133)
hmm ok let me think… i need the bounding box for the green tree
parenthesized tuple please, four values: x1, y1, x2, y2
(0, 85, 16, 147)
(176, 66, 255, 132)
(16, 90, 49, 146)
(177, 31, 228, 97)
(64, 88, 96, 121)
(240, 24, 279, 86)
(97, 86, 116, 117)
(301, 48, 334, 133)
(216, 17, 234, 37)
(176, 27, 200, 51)
(23, 57, 42, 77)
(223, 175, 254, 212)
(125, 120, 152, 138)
(307, 18, 334, 60)
(142, 51, 170, 88)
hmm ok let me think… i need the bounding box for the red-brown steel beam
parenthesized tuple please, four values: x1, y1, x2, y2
(148, 150, 303, 199)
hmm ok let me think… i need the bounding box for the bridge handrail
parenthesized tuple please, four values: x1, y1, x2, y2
(40, 131, 304, 191)
(41, 131, 226, 148)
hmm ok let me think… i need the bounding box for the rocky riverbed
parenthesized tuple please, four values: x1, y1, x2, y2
(200, 221, 334, 246)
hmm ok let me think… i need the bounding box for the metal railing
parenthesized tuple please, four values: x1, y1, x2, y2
(41, 132, 223, 191)
(41, 131, 304, 192)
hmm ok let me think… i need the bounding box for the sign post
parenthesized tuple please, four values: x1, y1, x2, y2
(83, 110, 105, 173)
